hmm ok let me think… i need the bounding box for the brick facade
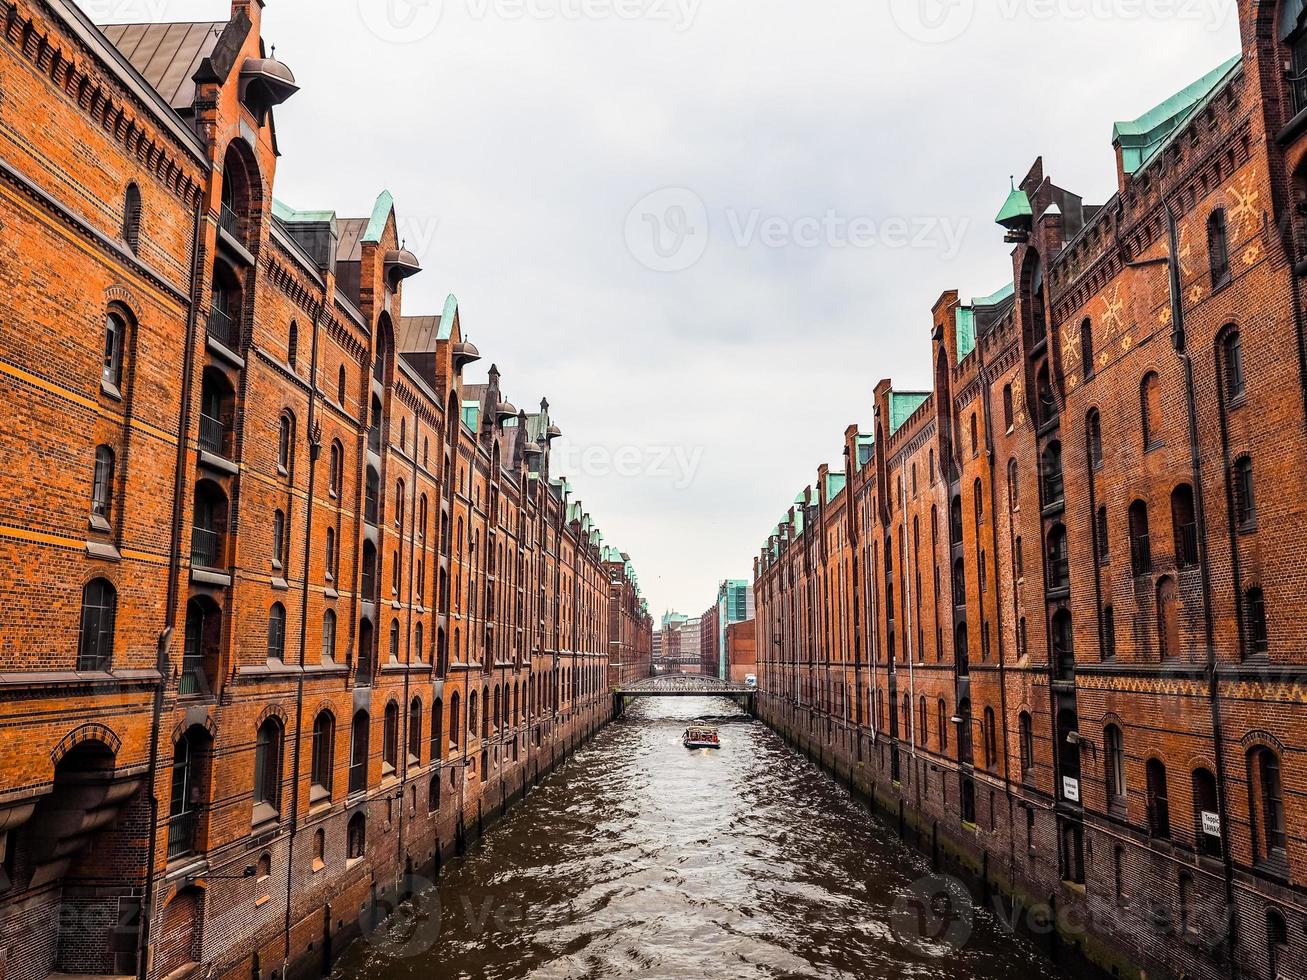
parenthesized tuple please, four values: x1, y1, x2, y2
(755, 6, 1307, 978)
(0, 3, 651, 979)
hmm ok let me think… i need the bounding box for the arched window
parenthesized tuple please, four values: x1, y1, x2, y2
(325, 527, 336, 581)
(1101, 605, 1116, 659)
(1156, 577, 1179, 660)
(388, 619, 400, 663)
(364, 466, 380, 524)
(399, 417, 406, 452)
(91, 445, 115, 524)
(1129, 500, 1151, 575)
(1095, 505, 1110, 565)
(311, 712, 334, 798)
(337, 365, 347, 405)
(1014, 536, 1024, 578)
(267, 603, 286, 661)
(349, 711, 369, 794)
(253, 718, 283, 815)
(1267, 908, 1289, 980)
(394, 480, 405, 529)
(969, 413, 978, 456)
(408, 697, 423, 765)
(1019, 712, 1033, 780)
(271, 509, 285, 567)
(122, 183, 142, 251)
(414, 621, 424, 663)
(1041, 441, 1064, 506)
(321, 609, 337, 663)
(1140, 373, 1162, 450)
(431, 698, 444, 760)
(449, 692, 461, 748)
(1208, 209, 1230, 288)
(329, 442, 342, 497)
(1245, 587, 1269, 655)
(973, 477, 984, 527)
(1052, 609, 1074, 680)
(1221, 329, 1245, 401)
(78, 578, 117, 671)
(168, 728, 206, 858)
(938, 699, 948, 751)
(278, 412, 294, 476)
(1192, 767, 1221, 858)
(287, 321, 298, 369)
(1171, 484, 1197, 566)
(1046, 524, 1069, 590)
(1036, 363, 1056, 425)
(468, 689, 478, 737)
(1080, 318, 1094, 378)
(1249, 747, 1287, 861)
(1232, 456, 1256, 530)
(428, 774, 441, 812)
(360, 541, 378, 601)
(1086, 409, 1102, 469)
(103, 309, 127, 388)
(1007, 458, 1019, 510)
(1105, 724, 1125, 806)
(1003, 384, 1014, 430)
(983, 706, 997, 768)
(347, 812, 366, 859)
(1146, 758, 1171, 838)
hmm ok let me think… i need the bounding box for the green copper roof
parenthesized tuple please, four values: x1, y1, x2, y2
(955, 306, 976, 363)
(461, 401, 479, 430)
(272, 199, 337, 226)
(1113, 55, 1240, 175)
(362, 190, 394, 243)
(825, 471, 846, 498)
(973, 282, 1014, 307)
(995, 184, 1032, 226)
(855, 433, 875, 467)
(438, 294, 458, 340)
(889, 391, 930, 435)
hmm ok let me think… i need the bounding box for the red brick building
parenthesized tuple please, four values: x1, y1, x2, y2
(756, 7, 1307, 978)
(724, 620, 755, 686)
(0, 3, 650, 979)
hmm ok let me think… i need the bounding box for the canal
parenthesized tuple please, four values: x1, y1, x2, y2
(336, 697, 1060, 979)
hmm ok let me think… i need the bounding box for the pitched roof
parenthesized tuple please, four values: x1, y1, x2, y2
(335, 218, 367, 263)
(100, 21, 225, 109)
(396, 315, 442, 353)
(1113, 55, 1241, 175)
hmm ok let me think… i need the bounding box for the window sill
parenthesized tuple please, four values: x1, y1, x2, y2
(271, 578, 289, 591)
(309, 784, 330, 805)
(101, 378, 123, 401)
(86, 540, 122, 562)
(89, 514, 112, 533)
(251, 803, 280, 829)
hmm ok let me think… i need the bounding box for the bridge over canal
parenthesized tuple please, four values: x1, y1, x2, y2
(613, 673, 756, 716)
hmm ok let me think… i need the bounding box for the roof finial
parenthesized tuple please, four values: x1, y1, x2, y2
(1009, 174, 1015, 190)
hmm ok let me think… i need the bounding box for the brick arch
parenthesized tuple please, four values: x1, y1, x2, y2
(50, 723, 121, 765)
(256, 703, 289, 729)
(1101, 711, 1127, 732)
(1186, 753, 1219, 774)
(1240, 728, 1286, 753)
(169, 714, 217, 745)
(312, 699, 336, 721)
(103, 285, 142, 322)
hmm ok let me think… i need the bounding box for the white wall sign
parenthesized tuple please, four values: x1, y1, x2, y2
(1202, 811, 1221, 837)
(1062, 776, 1080, 802)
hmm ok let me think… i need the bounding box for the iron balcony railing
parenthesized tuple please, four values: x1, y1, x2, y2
(1176, 523, 1199, 567)
(198, 414, 226, 456)
(166, 810, 199, 860)
(219, 202, 243, 243)
(191, 526, 222, 569)
(207, 305, 237, 349)
(179, 654, 207, 697)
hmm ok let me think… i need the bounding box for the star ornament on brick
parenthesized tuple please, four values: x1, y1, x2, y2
(1158, 306, 1173, 327)
(1121, 334, 1134, 353)
(1100, 285, 1125, 336)
(1227, 173, 1260, 239)
(1189, 283, 1204, 305)
(1242, 241, 1264, 266)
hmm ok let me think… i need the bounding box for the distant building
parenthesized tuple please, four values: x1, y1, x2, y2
(725, 620, 756, 685)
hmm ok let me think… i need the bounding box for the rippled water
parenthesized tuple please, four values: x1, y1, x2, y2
(337, 697, 1059, 979)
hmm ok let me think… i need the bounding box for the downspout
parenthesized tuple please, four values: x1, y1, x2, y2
(138, 190, 205, 980)
(283, 285, 326, 973)
(1164, 200, 1240, 978)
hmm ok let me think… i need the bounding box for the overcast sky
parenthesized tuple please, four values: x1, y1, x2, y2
(105, 0, 1241, 618)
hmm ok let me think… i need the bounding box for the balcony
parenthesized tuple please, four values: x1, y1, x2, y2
(199, 414, 226, 456)
(166, 810, 199, 861)
(207, 305, 238, 351)
(179, 655, 208, 697)
(1176, 523, 1198, 567)
(191, 526, 222, 570)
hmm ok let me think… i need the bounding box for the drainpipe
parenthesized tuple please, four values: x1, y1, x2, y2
(1163, 200, 1240, 978)
(283, 284, 327, 973)
(138, 191, 206, 980)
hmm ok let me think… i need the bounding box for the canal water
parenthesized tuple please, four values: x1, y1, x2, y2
(336, 697, 1059, 979)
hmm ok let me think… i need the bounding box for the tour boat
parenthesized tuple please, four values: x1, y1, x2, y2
(683, 725, 721, 749)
